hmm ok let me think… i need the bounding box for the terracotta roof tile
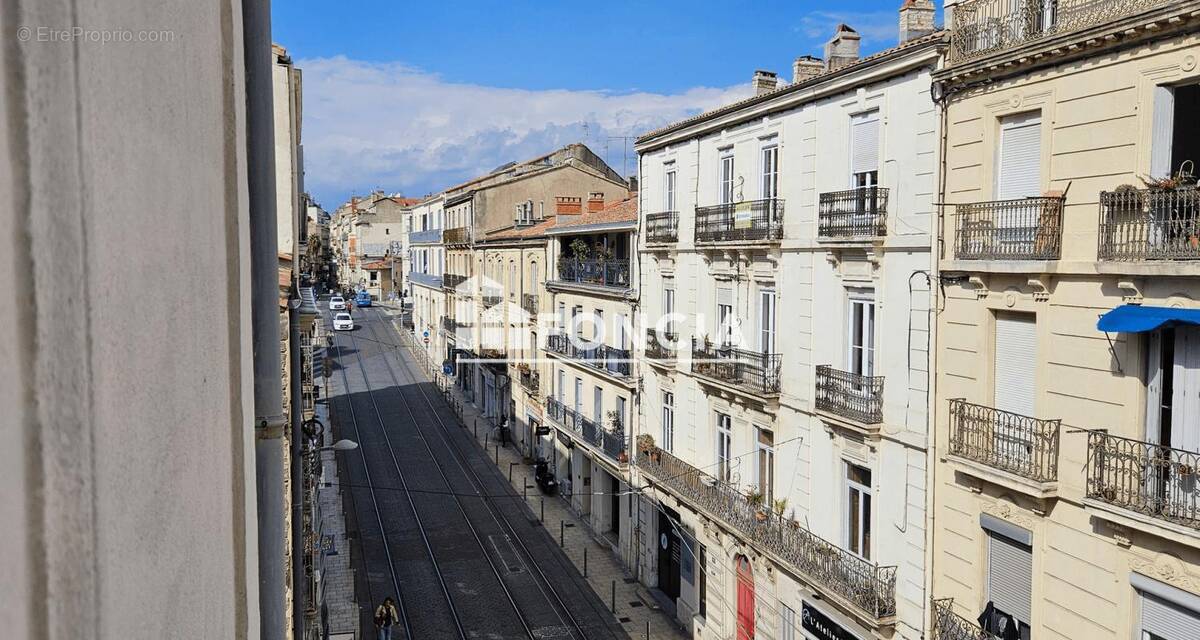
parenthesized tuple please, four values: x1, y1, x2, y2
(482, 215, 560, 241)
(552, 196, 638, 229)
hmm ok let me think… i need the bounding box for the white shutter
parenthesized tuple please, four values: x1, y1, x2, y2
(997, 113, 1042, 200)
(987, 532, 1033, 625)
(851, 112, 880, 175)
(1171, 328, 1200, 452)
(1142, 592, 1200, 639)
(1151, 86, 1175, 179)
(995, 314, 1037, 417)
(717, 287, 733, 307)
(1146, 331, 1164, 445)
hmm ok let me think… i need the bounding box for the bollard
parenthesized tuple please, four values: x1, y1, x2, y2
(484, 434, 489, 452)
(474, 419, 478, 438)
(646, 621, 650, 640)
(508, 462, 516, 483)
(540, 498, 544, 523)
(523, 481, 528, 500)
(494, 445, 499, 465)
(584, 547, 588, 577)
(559, 520, 564, 547)
(611, 580, 616, 614)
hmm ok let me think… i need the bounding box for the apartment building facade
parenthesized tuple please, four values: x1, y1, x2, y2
(408, 194, 447, 361)
(634, 12, 943, 640)
(930, 1, 1200, 639)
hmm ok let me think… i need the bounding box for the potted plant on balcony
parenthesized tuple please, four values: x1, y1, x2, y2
(569, 238, 590, 261)
(746, 489, 767, 522)
(772, 498, 788, 519)
(636, 434, 657, 462)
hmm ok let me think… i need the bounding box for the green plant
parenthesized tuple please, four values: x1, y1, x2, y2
(606, 409, 623, 430)
(745, 488, 764, 508)
(636, 433, 656, 452)
(569, 238, 590, 260)
(772, 498, 788, 517)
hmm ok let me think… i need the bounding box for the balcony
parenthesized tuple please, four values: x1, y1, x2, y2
(546, 332, 632, 377)
(441, 316, 457, 334)
(953, 197, 1063, 260)
(444, 226, 471, 246)
(947, 0, 1176, 65)
(408, 228, 442, 245)
(691, 339, 781, 396)
(518, 368, 540, 396)
(637, 445, 897, 622)
(1098, 188, 1200, 261)
(482, 294, 502, 308)
(555, 258, 631, 289)
(645, 329, 678, 362)
(1086, 431, 1200, 531)
(948, 399, 1060, 495)
(521, 293, 539, 317)
(694, 198, 784, 244)
(408, 272, 443, 289)
(815, 365, 884, 426)
(443, 273, 467, 291)
(545, 397, 628, 465)
(645, 211, 679, 244)
(931, 599, 1000, 640)
(818, 187, 888, 239)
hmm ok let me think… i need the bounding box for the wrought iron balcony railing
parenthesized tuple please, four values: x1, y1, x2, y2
(645, 329, 678, 361)
(818, 187, 889, 238)
(691, 339, 781, 395)
(1098, 187, 1200, 261)
(948, 399, 1060, 483)
(694, 198, 784, 244)
(953, 197, 1063, 260)
(546, 332, 632, 376)
(521, 293, 539, 317)
(948, 0, 1174, 65)
(440, 316, 457, 333)
(555, 258, 631, 288)
(518, 368, 540, 396)
(638, 446, 897, 620)
(1086, 431, 1200, 529)
(443, 273, 467, 291)
(931, 599, 1001, 640)
(482, 294, 502, 308)
(645, 211, 679, 243)
(815, 365, 885, 425)
(444, 226, 471, 245)
(545, 397, 627, 464)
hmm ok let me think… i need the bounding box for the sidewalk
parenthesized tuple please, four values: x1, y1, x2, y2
(387, 315, 688, 640)
(314, 354, 359, 638)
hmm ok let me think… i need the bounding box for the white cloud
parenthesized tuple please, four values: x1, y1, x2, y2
(298, 56, 750, 208)
(794, 11, 901, 52)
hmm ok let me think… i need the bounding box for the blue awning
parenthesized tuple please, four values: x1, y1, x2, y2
(1097, 305, 1200, 333)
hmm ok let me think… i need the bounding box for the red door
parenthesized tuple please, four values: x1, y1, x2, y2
(736, 555, 755, 640)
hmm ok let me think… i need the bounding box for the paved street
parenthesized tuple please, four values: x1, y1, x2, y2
(325, 305, 631, 640)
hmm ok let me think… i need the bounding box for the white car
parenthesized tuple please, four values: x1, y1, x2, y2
(333, 313, 354, 331)
(329, 296, 346, 310)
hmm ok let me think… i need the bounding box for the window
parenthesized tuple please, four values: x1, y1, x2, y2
(845, 463, 872, 559)
(615, 397, 626, 430)
(759, 288, 776, 354)
(761, 144, 779, 200)
(985, 527, 1032, 640)
(848, 293, 876, 377)
(994, 313, 1037, 417)
(574, 378, 583, 417)
(663, 279, 676, 336)
(1137, 577, 1200, 640)
(1144, 327, 1200, 514)
(665, 164, 677, 211)
(755, 427, 774, 503)
(557, 369, 564, 402)
(1152, 83, 1200, 180)
(851, 111, 879, 189)
(509, 263, 516, 298)
(717, 287, 734, 348)
(662, 392, 675, 452)
(719, 151, 735, 205)
(716, 413, 733, 482)
(698, 544, 708, 618)
(996, 112, 1042, 200)
(780, 604, 796, 640)
(594, 386, 603, 423)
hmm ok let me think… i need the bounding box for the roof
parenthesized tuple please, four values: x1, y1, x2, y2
(482, 215, 559, 242)
(548, 196, 638, 235)
(636, 30, 948, 146)
(363, 260, 391, 270)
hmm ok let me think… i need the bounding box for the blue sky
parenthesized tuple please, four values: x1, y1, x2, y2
(273, 0, 931, 208)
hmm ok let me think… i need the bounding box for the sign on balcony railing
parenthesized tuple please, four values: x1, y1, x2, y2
(1087, 431, 1200, 529)
(948, 399, 1060, 482)
(818, 187, 888, 238)
(1098, 187, 1200, 261)
(815, 365, 884, 424)
(645, 211, 679, 243)
(556, 258, 631, 288)
(949, 0, 1174, 64)
(691, 338, 782, 394)
(694, 198, 784, 243)
(953, 197, 1063, 260)
(638, 446, 897, 620)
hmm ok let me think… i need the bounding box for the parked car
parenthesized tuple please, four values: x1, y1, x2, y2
(329, 295, 346, 310)
(333, 313, 354, 331)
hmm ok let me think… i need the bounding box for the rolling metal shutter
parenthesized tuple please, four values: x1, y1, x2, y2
(997, 112, 1042, 200)
(987, 531, 1033, 625)
(851, 111, 880, 176)
(994, 314, 1037, 417)
(1142, 591, 1200, 639)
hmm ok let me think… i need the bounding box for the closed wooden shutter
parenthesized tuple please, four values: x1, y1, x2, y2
(994, 313, 1036, 417)
(851, 112, 880, 176)
(987, 531, 1033, 625)
(1142, 592, 1200, 639)
(997, 112, 1042, 200)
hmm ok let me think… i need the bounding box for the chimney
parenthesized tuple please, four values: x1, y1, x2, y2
(792, 55, 824, 84)
(752, 70, 779, 96)
(899, 0, 936, 42)
(555, 196, 582, 215)
(627, 175, 639, 193)
(587, 192, 605, 212)
(824, 24, 861, 72)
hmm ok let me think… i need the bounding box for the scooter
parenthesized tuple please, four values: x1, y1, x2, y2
(534, 458, 558, 495)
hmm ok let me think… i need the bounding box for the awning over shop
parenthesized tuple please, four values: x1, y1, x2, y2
(1096, 305, 1200, 333)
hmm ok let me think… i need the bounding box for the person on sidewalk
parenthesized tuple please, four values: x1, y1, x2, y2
(374, 597, 400, 640)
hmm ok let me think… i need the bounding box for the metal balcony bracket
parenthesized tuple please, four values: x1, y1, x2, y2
(969, 275, 989, 299)
(1027, 277, 1050, 302)
(1118, 280, 1144, 305)
(1099, 321, 1124, 374)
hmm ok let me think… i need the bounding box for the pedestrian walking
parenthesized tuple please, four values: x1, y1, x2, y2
(374, 597, 400, 640)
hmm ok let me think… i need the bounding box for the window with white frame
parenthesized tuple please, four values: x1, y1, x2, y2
(615, 396, 626, 430)
(1151, 83, 1200, 183)
(845, 462, 872, 559)
(983, 521, 1032, 640)
(663, 278, 676, 337)
(717, 286, 734, 348)
(851, 110, 879, 189)
(760, 143, 779, 200)
(719, 150, 735, 205)
(780, 604, 796, 640)
(759, 288, 776, 354)
(662, 392, 675, 453)
(848, 291, 876, 377)
(664, 163, 677, 212)
(996, 112, 1042, 201)
(755, 427, 774, 503)
(716, 413, 732, 482)
(594, 386, 603, 423)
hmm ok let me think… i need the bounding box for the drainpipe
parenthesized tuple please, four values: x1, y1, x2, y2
(243, 2, 286, 639)
(289, 301, 305, 640)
